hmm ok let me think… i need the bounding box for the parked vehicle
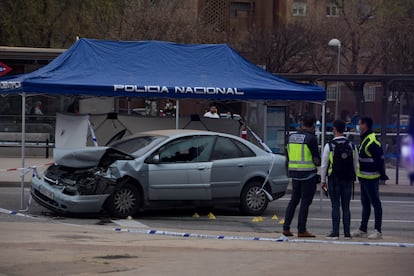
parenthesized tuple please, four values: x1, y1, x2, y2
(31, 129, 288, 218)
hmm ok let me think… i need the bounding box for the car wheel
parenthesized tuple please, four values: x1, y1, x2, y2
(240, 180, 268, 216)
(107, 183, 140, 218)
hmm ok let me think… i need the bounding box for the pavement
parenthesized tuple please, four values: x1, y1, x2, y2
(1, 157, 414, 276)
(0, 156, 413, 196)
(1, 219, 412, 276)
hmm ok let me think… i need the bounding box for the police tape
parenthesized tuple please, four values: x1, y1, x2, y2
(0, 162, 54, 177)
(1, 207, 414, 248)
(114, 227, 287, 242)
(0, 207, 38, 218)
(113, 227, 414, 248)
(0, 162, 53, 212)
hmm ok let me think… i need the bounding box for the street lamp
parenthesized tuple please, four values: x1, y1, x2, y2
(328, 38, 341, 119)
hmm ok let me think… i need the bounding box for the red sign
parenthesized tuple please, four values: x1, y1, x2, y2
(0, 61, 12, 77)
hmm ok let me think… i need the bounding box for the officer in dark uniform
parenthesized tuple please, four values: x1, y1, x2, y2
(283, 113, 321, 238)
(351, 116, 389, 239)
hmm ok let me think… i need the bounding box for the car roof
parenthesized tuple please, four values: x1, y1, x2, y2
(137, 129, 222, 137)
(113, 128, 268, 155)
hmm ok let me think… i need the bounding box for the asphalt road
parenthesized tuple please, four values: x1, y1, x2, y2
(1, 187, 414, 276)
(1, 187, 414, 241)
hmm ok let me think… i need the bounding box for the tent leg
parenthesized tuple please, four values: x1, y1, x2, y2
(20, 93, 26, 210)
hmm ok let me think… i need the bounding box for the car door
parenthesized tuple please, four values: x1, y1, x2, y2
(147, 135, 215, 200)
(210, 136, 256, 198)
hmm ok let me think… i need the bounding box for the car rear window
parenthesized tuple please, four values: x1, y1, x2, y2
(212, 137, 255, 160)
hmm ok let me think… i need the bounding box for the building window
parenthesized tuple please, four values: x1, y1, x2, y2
(364, 86, 377, 102)
(326, 1, 340, 17)
(201, 0, 227, 32)
(230, 2, 252, 17)
(292, 0, 306, 16)
(359, 1, 375, 19)
(327, 85, 338, 101)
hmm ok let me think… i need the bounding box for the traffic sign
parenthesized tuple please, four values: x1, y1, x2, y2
(0, 61, 12, 76)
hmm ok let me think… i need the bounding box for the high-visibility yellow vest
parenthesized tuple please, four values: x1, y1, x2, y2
(357, 133, 381, 179)
(287, 133, 316, 172)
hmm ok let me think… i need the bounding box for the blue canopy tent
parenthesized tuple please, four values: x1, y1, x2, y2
(0, 38, 324, 100)
(0, 38, 325, 209)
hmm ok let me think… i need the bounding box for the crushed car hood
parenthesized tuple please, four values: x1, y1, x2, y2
(54, 147, 116, 168)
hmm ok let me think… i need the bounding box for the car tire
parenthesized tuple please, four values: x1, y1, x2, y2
(239, 180, 268, 216)
(107, 183, 140, 218)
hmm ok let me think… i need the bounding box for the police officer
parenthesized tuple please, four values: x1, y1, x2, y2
(283, 113, 321, 238)
(351, 116, 389, 239)
(321, 119, 358, 240)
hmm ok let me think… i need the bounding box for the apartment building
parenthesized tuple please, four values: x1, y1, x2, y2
(204, 1, 405, 125)
(1, 0, 404, 125)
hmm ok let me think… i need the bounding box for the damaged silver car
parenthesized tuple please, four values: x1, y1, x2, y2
(31, 129, 288, 218)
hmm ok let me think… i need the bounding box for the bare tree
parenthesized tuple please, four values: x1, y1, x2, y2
(242, 22, 322, 74)
(0, 0, 210, 48)
(0, 0, 73, 47)
(378, 0, 414, 114)
(312, 0, 414, 114)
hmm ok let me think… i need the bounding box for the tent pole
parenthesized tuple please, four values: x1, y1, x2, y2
(20, 93, 26, 210)
(175, 99, 179, 129)
(319, 101, 327, 211)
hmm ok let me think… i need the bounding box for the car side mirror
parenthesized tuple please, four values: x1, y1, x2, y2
(146, 154, 160, 164)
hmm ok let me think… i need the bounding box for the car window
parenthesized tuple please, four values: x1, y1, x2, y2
(212, 136, 255, 160)
(233, 139, 256, 157)
(111, 135, 166, 155)
(158, 136, 215, 163)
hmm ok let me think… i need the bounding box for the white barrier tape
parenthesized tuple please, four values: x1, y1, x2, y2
(114, 227, 287, 242)
(113, 228, 414, 248)
(2, 205, 414, 249)
(245, 124, 272, 153)
(21, 167, 34, 177)
(19, 193, 32, 212)
(0, 162, 54, 174)
(0, 207, 38, 219)
(88, 120, 98, 147)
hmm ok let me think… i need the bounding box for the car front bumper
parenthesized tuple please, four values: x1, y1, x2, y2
(30, 176, 110, 214)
